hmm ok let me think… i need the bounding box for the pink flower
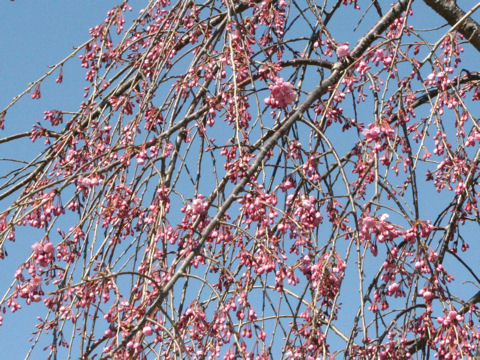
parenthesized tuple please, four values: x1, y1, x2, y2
(356, 60, 370, 75)
(56, 66, 63, 83)
(31, 83, 41, 99)
(31, 242, 55, 267)
(419, 288, 435, 302)
(104, 328, 115, 338)
(387, 282, 399, 295)
(264, 77, 297, 108)
(142, 326, 153, 336)
(43, 242, 54, 254)
(186, 194, 208, 216)
(44, 110, 63, 126)
(362, 124, 381, 143)
(336, 44, 350, 58)
(136, 149, 148, 165)
(31, 242, 43, 253)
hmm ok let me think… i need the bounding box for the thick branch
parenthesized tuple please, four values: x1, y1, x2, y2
(423, 0, 480, 53)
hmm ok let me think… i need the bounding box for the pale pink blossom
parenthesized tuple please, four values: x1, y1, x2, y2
(187, 194, 208, 215)
(336, 44, 350, 58)
(142, 326, 153, 336)
(264, 77, 297, 108)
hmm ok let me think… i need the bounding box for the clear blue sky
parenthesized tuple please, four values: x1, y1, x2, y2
(1, 2, 119, 358)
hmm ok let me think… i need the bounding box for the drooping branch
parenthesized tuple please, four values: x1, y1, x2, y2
(101, 1, 412, 357)
(407, 290, 480, 355)
(423, 0, 480, 53)
(3, 0, 480, 359)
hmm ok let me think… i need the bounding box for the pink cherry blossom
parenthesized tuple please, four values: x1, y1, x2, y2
(1, 1, 480, 359)
(31, 83, 41, 99)
(264, 77, 297, 108)
(142, 326, 153, 336)
(336, 44, 350, 58)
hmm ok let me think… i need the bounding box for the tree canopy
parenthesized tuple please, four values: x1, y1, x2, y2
(1, 0, 480, 359)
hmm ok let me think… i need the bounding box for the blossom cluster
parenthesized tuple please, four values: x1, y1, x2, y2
(264, 77, 297, 108)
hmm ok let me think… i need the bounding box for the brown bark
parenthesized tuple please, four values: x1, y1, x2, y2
(423, 0, 480, 52)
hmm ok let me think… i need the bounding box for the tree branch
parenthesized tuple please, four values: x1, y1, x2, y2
(407, 290, 480, 355)
(423, 0, 480, 53)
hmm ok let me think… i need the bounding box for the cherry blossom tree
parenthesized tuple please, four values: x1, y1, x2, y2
(1, 0, 480, 359)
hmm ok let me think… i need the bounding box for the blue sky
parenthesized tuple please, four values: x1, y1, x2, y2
(1, 2, 120, 357)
